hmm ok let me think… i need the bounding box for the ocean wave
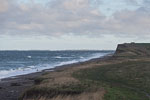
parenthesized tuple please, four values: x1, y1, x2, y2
(55, 53, 109, 66)
(54, 56, 73, 59)
(27, 56, 32, 58)
(0, 67, 36, 79)
(0, 52, 110, 79)
(0, 65, 55, 79)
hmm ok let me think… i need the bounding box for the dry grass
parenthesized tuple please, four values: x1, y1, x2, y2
(21, 58, 126, 100)
(25, 89, 105, 100)
(21, 59, 110, 100)
(35, 60, 112, 87)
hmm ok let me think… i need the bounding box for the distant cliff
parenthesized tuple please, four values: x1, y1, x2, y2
(114, 43, 150, 57)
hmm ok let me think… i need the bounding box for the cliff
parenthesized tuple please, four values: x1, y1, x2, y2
(114, 43, 150, 57)
(20, 43, 150, 100)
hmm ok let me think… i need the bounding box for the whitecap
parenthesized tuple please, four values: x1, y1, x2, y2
(27, 56, 32, 58)
(0, 52, 112, 79)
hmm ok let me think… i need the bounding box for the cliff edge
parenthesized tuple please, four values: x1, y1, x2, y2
(114, 43, 150, 57)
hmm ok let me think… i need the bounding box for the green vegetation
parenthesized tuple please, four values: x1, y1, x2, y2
(21, 43, 150, 100)
(114, 43, 150, 57)
(73, 60, 150, 100)
(130, 43, 150, 46)
(21, 59, 150, 100)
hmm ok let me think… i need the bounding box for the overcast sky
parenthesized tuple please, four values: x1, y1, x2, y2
(0, 0, 150, 50)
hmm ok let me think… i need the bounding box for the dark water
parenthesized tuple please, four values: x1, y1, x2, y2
(0, 50, 113, 79)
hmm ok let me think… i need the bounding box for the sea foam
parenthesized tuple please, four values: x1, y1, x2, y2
(0, 51, 112, 79)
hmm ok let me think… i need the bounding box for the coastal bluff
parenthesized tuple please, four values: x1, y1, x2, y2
(114, 43, 150, 57)
(5, 43, 150, 100)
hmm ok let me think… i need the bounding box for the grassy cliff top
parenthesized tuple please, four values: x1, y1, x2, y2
(20, 43, 150, 100)
(114, 43, 150, 57)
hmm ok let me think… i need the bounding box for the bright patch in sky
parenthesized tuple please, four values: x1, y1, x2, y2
(98, 0, 140, 16)
(17, 0, 49, 5)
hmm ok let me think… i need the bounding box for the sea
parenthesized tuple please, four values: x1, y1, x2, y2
(0, 50, 113, 79)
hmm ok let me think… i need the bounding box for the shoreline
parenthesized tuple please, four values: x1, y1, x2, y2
(0, 52, 112, 80)
(0, 54, 112, 100)
(5, 43, 150, 100)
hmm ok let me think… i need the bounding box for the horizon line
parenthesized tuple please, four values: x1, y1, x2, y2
(0, 49, 115, 51)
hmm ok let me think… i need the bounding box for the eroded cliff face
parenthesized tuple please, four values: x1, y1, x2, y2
(114, 43, 150, 57)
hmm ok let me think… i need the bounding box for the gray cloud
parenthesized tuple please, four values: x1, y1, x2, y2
(0, 0, 150, 38)
(0, 0, 9, 13)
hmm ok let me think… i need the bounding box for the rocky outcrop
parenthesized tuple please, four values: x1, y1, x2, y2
(114, 43, 150, 57)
